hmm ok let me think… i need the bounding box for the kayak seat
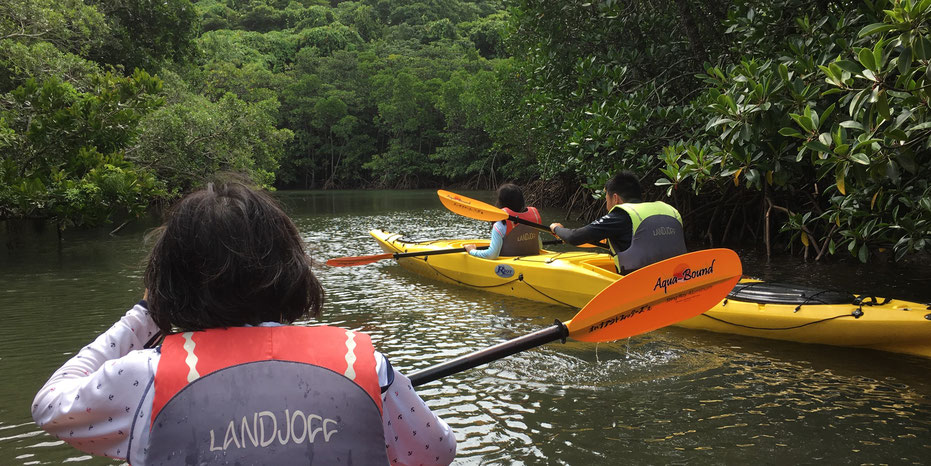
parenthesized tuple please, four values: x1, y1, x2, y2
(727, 281, 855, 305)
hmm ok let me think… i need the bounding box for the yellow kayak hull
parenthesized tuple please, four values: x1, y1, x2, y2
(371, 230, 931, 359)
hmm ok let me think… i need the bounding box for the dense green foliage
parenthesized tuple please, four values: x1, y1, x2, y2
(2, 0, 929, 261)
(2, 0, 514, 230)
(506, 0, 931, 262)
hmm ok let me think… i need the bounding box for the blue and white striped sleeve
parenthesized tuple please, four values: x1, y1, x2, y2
(468, 221, 505, 259)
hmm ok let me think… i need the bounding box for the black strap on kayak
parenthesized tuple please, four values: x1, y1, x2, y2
(793, 289, 833, 312)
(854, 295, 892, 306)
(700, 307, 863, 331)
(519, 276, 577, 308)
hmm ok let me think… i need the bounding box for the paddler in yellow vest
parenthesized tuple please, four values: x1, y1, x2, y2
(549, 171, 686, 274)
(464, 183, 543, 258)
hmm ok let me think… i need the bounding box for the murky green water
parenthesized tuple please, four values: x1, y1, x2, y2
(2, 190, 931, 464)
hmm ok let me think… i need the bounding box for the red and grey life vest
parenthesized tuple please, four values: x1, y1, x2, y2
(610, 201, 687, 274)
(145, 326, 388, 465)
(498, 207, 542, 256)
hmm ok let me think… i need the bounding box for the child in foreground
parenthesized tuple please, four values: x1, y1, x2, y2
(32, 182, 456, 465)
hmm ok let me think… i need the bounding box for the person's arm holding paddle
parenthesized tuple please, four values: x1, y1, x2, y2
(550, 210, 632, 248)
(464, 221, 505, 258)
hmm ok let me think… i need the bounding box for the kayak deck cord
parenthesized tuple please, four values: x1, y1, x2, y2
(417, 256, 578, 308)
(701, 305, 864, 331)
(793, 289, 835, 312)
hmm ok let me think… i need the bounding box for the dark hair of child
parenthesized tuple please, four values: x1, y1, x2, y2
(605, 171, 642, 201)
(495, 183, 526, 212)
(143, 182, 323, 334)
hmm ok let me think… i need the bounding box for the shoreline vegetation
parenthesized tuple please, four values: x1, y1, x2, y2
(2, 0, 930, 263)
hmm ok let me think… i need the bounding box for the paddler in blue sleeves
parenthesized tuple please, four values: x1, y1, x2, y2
(464, 183, 543, 259)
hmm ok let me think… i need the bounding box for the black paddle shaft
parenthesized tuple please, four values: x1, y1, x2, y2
(509, 215, 550, 232)
(508, 216, 610, 250)
(408, 320, 569, 387)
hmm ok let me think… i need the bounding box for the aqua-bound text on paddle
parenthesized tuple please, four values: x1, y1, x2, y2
(653, 259, 716, 294)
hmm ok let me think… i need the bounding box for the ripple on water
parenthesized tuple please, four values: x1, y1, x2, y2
(5, 191, 931, 465)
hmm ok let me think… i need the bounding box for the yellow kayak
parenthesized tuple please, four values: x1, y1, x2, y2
(371, 229, 931, 359)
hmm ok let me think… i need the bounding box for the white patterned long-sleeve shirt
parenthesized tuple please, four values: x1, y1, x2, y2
(32, 303, 456, 465)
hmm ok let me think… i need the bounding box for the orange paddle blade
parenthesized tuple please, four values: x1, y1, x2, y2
(566, 249, 741, 342)
(437, 190, 508, 222)
(326, 253, 395, 267)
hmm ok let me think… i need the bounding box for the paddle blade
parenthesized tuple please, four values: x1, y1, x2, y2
(566, 249, 741, 342)
(437, 190, 508, 222)
(326, 253, 395, 267)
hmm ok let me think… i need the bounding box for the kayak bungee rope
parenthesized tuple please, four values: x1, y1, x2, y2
(416, 256, 578, 307)
(792, 289, 835, 312)
(700, 300, 865, 331)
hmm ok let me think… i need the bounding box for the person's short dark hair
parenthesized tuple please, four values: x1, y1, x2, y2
(144, 182, 323, 333)
(605, 171, 642, 201)
(496, 183, 526, 211)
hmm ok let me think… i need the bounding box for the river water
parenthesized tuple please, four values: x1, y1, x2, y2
(2, 190, 930, 465)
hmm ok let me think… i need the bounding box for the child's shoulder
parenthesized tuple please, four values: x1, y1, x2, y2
(100, 347, 161, 381)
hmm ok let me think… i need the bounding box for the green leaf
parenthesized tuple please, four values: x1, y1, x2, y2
(835, 60, 862, 74)
(886, 128, 908, 141)
(778, 63, 790, 82)
(895, 244, 910, 262)
(858, 23, 897, 37)
(836, 163, 848, 195)
(850, 152, 870, 165)
(873, 41, 885, 70)
(896, 152, 917, 173)
(790, 113, 815, 132)
(707, 117, 734, 129)
(886, 159, 900, 183)
(858, 243, 869, 263)
(898, 47, 913, 75)
(893, 108, 914, 129)
(821, 103, 836, 126)
(915, 36, 931, 60)
(849, 89, 869, 117)
(805, 140, 831, 153)
(778, 127, 804, 138)
(877, 92, 891, 121)
(857, 47, 877, 71)
(906, 121, 931, 132)
(839, 120, 864, 130)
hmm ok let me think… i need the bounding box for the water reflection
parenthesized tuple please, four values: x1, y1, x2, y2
(2, 190, 931, 465)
